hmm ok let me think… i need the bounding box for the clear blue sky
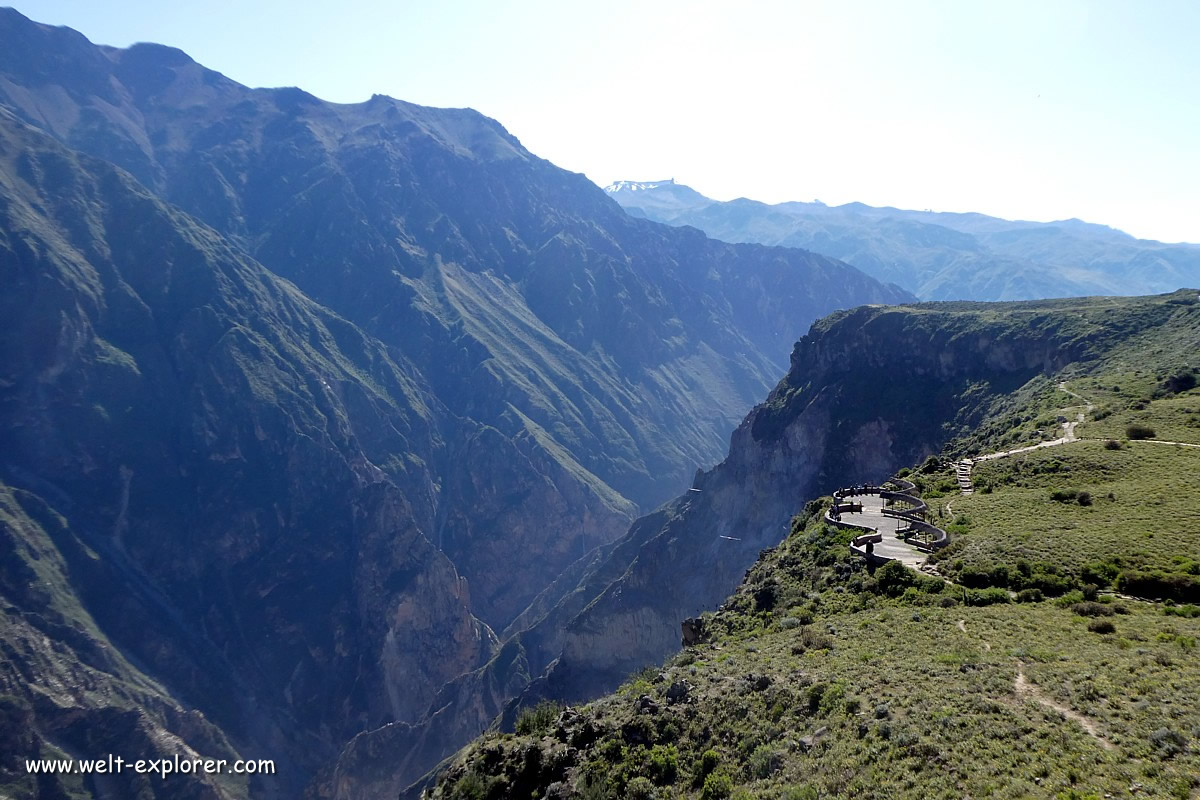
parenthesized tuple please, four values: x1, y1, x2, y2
(15, 0, 1200, 242)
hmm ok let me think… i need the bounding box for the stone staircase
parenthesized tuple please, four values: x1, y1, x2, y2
(956, 459, 974, 495)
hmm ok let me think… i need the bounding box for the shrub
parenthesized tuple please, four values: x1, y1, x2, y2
(515, 700, 561, 735)
(647, 745, 678, 785)
(700, 770, 733, 800)
(964, 587, 1011, 606)
(1050, 489, 1079, 503)
(1161, 371, 1197, 395)
(1026, 572, 1074, 596)
(1076, 491, 1092, 506)
(919, 455, 942, 474)
(1055, 590, 1086, 608)
(874, 560, 915, 596)
(1016, 588, 1044, 603)
(796, 627, 833, 651)
(1163, 604, 1200, 618)
(817, 681, 849, 716)
(625, 777, 656, 800)
(1103, 439, 1122, 450)
(1071, 601, 1114, 617)
(450, 773, 487, 800)
(747, 744, 782, 779)
(783, 788, 820, 800)
(957, 566, 993, 589)
(1087, 619, 1116, 634)
(779, 608, 814, 628)
(1149, 727, 1187, 757)
(1117, 570, 1200, 602)
(1080, 560, 1120, 587)
(692, 749, 720, 786)
(1125, 424, 1156, 440)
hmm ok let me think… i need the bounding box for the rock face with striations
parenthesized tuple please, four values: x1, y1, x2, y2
(0, 9, 914, 800)
(0, 6, 912, 629)
(385, 298, 1138, 799)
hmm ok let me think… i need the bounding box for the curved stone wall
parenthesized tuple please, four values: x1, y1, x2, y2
(827, 478, 950, 566)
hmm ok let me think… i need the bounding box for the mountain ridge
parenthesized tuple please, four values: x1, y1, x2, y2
(424, 289, 1200, 800)
(0, 9, 913, 799)
(604, 179, 1200, 300)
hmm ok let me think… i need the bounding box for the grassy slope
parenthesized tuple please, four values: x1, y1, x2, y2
(427, 291, 1200, 800)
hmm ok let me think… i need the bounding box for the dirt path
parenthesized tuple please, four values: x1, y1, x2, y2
(1057, 382, 1095, 415)
(955, 382, 1097, 495)
(955, 618, 990, 650)
(1014, 662, 1113, 750)
(1134, 439, 1200, 449)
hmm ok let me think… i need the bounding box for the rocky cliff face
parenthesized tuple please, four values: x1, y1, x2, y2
(0, 111, 499, 795)
(378, 299, 1129, 797)
(0, 7, 912, 631)
(0, 10, 915, 800)
(535, 302, 1103, 684)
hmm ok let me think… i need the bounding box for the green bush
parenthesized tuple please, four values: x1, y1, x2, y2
(1160, 371, 1197, 395)
(1088, 619, 1116, 634)
(692, 749, 721, 787)
(1080, 560, 1120, 587)
(450, 772, 500, 800)
(1071, 601, 1113, 617)
(1024, 572, 1074, 596)
(747, 744, 782, 779)
(514, 700, 561, 735)
(647, 745, 678, 785)
(1015, 588, 1044, 603)
(701, 770, 733, 800)
(783, 788, 820, 800)
(956, 565, 992, 589)
(1149, 727, 1187, 756)
(1163, 604, 1200, 618)
(1117, 570, 1200, 602)
(1125, 423, 1156, 440)
(1055, 590, 1086, 608)
(625, 776, 656, 800)
(874, 560, 914, 596)
(964, 587, 1011, 606)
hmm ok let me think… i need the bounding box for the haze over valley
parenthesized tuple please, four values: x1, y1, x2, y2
(1, 5, 1198, 800)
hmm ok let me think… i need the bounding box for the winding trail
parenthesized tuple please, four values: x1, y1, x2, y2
(956, 382, 1094, 495)
(1014, 662, 1113, 750)
(956, 382, 1200, 493)
(952, 619, 1109, 748)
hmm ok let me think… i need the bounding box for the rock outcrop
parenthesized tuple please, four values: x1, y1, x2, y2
(0, 10, 914, 799)
(391, 296, 1174, 796)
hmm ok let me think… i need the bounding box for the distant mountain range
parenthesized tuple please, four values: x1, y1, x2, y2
(605, 179, 1200, 301)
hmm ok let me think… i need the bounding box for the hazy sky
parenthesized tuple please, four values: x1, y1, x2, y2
(16, 0, 1200, 242)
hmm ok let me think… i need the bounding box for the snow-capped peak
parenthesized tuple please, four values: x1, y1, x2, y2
(604, 179, 676, 194)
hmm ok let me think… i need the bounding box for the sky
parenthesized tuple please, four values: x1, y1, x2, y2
(15, 0, 1200, 243)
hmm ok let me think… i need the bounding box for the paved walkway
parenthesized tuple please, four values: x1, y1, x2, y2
(837, 494, 930, 570)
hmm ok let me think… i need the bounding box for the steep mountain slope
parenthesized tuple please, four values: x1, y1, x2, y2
(339, 294, 1196, 799)
(0, 8, 911, 634)
(425, 290, 1200, 800)
(0, 10, 916, 800)
(0, 109, 500, 796)
(606, 179, 1200, 301)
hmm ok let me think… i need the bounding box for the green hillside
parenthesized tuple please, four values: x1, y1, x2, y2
(426, 291, 1200, 800)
